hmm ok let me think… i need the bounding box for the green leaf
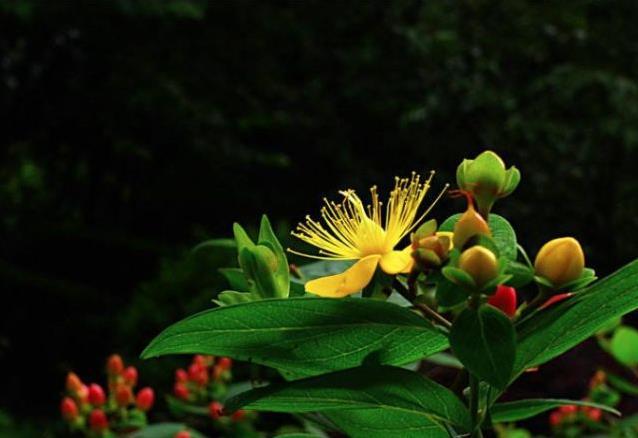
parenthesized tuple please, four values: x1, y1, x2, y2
(258, 215, 290, 296)
(505, 260, 535, 288)
(491, 398, 619, 423)
(142, 298, 449, 376)
(435, 276, 467, 307)
(610, 326, 638, 367)
(607, 372, 638, 396)
(192, 238, 236, 253)
(514, 259, 638, 374)
(219, 268, 250, 292)
(233, 222, 255, 252)
(326, 410, 450, 438)
(440, 214, 517, 260)
(225, 365, 471, 431)
(442, 266, 476, 289)
(449, 306, 516, 389)
(214, 290, 255, 306)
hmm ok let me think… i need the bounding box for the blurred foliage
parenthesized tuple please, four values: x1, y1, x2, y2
(2, 0, 638, 434)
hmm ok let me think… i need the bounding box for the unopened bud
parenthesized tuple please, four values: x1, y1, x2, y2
(453, 199, 491, 249)
(188, 363, 209, 386)
(583, 406, 602, 422)
(115, 385, 133, 407)
(487, 285, 517, 317)
(122, 366, 138, 387)
(174, 382, 190, 401)
(135, 387, 155, 412)
(458, 246, 499, 288)
(534, 237, 585, 288)
(175, 431, 191, 438)
(456, 150, 520, 217)
(209, 401, 224, 420)
(106, 354, 124, 376)
(88, 383, 106, 407)
(89, 409, 109, 431)
(60, 397, 79, 421)
(175, 368, 188, 383)
(217, 357, 233, 371)
(66, 372, 83, 393)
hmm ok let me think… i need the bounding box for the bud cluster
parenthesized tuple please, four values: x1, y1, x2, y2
(60, 354, 155, 436)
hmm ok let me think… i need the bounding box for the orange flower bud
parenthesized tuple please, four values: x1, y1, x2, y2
(115, 385, 133, 407)
(458, 246, 499, 288)
(135, 387, 155, 412)
(65, 372, 83, 393)
(217, 357, 233, 371)
(88, 383, 106, 407)
(106, 354, 124, 376)
(453, 200, 491, 249)
(534, 237, 585, 288)
(487, 285, 517, 317)
(60, 397, 79, 421)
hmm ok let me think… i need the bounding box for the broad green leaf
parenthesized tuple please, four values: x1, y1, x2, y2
(440, 213, 517, 260)
(275, 435, 322, 438)
(491, 398, 619, 423)
(610, 326, 638, 367)
(449, 306, 516, 389)
(142, 298, 449, 376)
(607, 372, 638, 396)
(225, 365, 471, 431)
(514, 259, 638, 374)
(191, 238, 236, 253)
(325, 409, 450, 438)
(505, 260, 534, 288)
(433, 275, 467, 307)
(131, 423, 206, 438)
(425, 352, 463, 369)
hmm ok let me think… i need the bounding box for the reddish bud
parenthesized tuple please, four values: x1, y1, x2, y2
(487, 285, 517, 317)
(66, 372, 83, 393)
(89, 409, 109, 431)
(584, 406, 602, 422)
(115, 385, 133, 407)
(559, 405, 578, 415)
(231, 409, 246, 422)
(76, 384, 89, 404)
(122, 366, 138, 386)
(175, 368, 188, 383)
(174, 431, 191, 438)
(540, 292, 574, 310)
(209, 401, 224, 419)
(188, 363, 209, 386)
(174, 382, 190, 401)
(136, 387, 155, 412)
(88, 383, 106, 407)
(217, 357, 233, 370)
(60, 397, 79, 421)
(193, 355, 213, 367)
(549, 410, 563, 427)
(106, 354, 124, 376)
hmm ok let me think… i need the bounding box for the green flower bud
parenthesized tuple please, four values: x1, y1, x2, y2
(456, 150, 520, 217)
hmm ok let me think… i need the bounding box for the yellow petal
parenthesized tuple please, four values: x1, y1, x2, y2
(399, 245, 415, 274)
(305, 255, 381, 298)
(436, 231, 454, 250)
(380, 249, 413, 275)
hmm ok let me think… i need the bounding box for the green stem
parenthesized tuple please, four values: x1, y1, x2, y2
(393, 278, 452, 329)
(469, 373, 482, 438)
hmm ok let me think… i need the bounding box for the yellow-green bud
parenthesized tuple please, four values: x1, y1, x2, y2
(534, 237, 585, 288)
(458, 246, 499, 288)
(456, 150, 520, 217)
(412, 232, 452, 269)
(453, 201, 491, 249)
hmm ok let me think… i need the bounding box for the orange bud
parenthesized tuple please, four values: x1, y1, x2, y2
(453, 197, 491, 249)
(106, 354, 124, 376)
(534, 237, 585, 288)
(65, 372, 83, 393)
(217, 357, 233, 371)
(458, 246, 499, 288)
(115, 385, 133, 407)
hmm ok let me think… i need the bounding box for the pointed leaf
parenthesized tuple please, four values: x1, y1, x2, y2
(491, 398, 619, 423)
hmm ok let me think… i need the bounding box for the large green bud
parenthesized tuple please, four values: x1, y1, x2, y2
(456, 151, 520, 217)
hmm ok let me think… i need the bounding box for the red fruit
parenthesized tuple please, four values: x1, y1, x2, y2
(88, 383, 106, 406)
(559, 404, 578, 414)
(76, 384, 89, 404)
(65, 372, 83, 393)
(174, 382, 190, 401)
(106, 354, 124, 376)
(115, 385, 133, 407)
(175, 368, 188, 383)
(217, 357, 233, 370)
(122, 366, 138, 386)
(136, 387, 155, 412)
(550, 410, 563, 426)
(487, 285, 517, 317)
(89, 409, 109, 431)
(231, 409, 246, 422)
(209, 401, 224, 419)
(539, 292, 574, 310)
(193, 355, 213, 367)
(188, 363, 209, 386)
(584, 407, 602, 422)
(174, 431, 191, 438)
(60, 397, 78, 421)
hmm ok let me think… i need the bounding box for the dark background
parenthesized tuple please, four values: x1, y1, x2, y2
(2, 0, 638, 435)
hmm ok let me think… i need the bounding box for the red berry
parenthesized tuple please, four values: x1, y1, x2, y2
(231, 409, 246, 422)
(174, 431, 191, 438)
(88, 383, 106, 407)
(584, 407, 602, 422)
(174, 382, 190, 401)
(550, 410, 563, 426)
(89, 409, 109, 431)
(188, 363, 209, 386)
(487, 285, 517, 317)
(106, 354, 124, 376)
(60, 397, 78, 421)
(115, 385, 133, 407)
(559, 404, 578, 414)
(217, 357, 233, 370)
(136, 387, 155, 412)
(209, 401, 224, 419)
(122, 366, 138, 386)
(175, 368, 188, 383)
(65, 372, 83, 393)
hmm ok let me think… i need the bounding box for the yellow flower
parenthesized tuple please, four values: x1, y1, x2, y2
(289, 172, 446, 297)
